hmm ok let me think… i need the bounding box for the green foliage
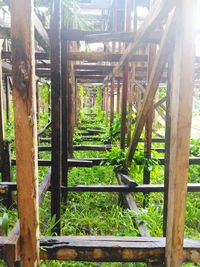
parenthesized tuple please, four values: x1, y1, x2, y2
(111, 113, 121, 140)
(133, 151, 159, 172)
(62, 0, 93, 30)
(190, 138, 200, 157)
(0, 212, 8, 235)
(101, 147, 128, 173)
(73, 128, 81, 145)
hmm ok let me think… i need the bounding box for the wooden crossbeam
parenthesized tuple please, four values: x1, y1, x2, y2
(126, 12, 176, 166)
(40, 236, 200, 263)
(105, 0, 175, 82)
(34, 13, 50, 51)
(1, 182, 200, 194)
(66, 52, 148, 62)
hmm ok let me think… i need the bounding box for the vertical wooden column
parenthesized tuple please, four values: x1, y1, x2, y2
(5, 76, 10, 123)
(143, 44, 157, 206)
(50, 0, 61, 235)
(110, 77, 114, 137)
(36, 80, 39, 124)
(163, 55, 173, 236)
(105, 86, 109, 126)
(166, 1, 196, 266)
(117, 78, 120, 113)
(61, 39, 68, 200)
(0, 48, 5, 143)
(120, 0, 132, 149)
(11, 0, 39, 265)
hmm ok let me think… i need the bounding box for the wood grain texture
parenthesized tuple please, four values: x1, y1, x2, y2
(10, 0, 39, 265)
(165, 1, 196, 266)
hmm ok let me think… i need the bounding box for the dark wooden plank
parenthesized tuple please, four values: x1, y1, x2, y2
(50, 0, 62, 235)
(40, 236, 200, 263)
(1, 183, 200, 194)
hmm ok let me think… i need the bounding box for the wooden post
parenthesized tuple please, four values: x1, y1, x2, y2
(117, 78, 120, 113)
(11, 0, 39, 265)
(143, 44, 157, 206)
(105, 86, 109, 126)
(165, 1, 196, 266)
(126, 12, 176, 166)
(0, 46, 5, 143)
(120, 0, 132, 149)
(61, 40, 68, 200)
(2, 141, 13, 208)
(110, 77, 114, 137)
(5, 76, 10, 123)
(163, 55, 173, 236)
(50, 0, 61, 235)
(36, 80, 39, 124)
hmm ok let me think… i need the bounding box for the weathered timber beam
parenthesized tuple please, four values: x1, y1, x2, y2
(116, 173, 151, 237)
(166, 1, 196, 266)
(40, 236, 200, 263)
(66, 52, 148, 62)
(11, 159, 94, 167)
(62, 183, 200, 193)
(61, 28, 162, 43)
(2, 51, 49, 60)
(34, 13, 50, 51)
(10, 0, 39, 265)
(126, 12, 176, 166)
(154, 97, 167, 109)
(3, 170, 51, 264)
(105, 0, 176, 81)
(1, 183, 200, 194)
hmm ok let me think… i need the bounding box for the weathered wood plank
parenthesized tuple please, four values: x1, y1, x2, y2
(3, 170, 51, 264)
(10, 0, 39, 265)
(126, 12, 176, 166)
(40, 236, 200, 263)
(50, 0, 62, 235)
(166, 1, 196, 266)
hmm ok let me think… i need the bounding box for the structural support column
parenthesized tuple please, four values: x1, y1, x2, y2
(50, 0, 62, 235)
(11, 0, 39, 265)
(166, 1, 196, 266)
(120, 0, 132, 149)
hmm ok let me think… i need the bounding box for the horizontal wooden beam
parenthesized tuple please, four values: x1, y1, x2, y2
(106, 0, 175, 81)
(62, 183, 200, 193)
(40, 236, 200, 263)
(66, 52, 148, 62)
(1, 182, 200, 194)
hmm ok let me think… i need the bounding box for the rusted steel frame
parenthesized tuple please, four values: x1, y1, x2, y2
(50, 0, 62, 235)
